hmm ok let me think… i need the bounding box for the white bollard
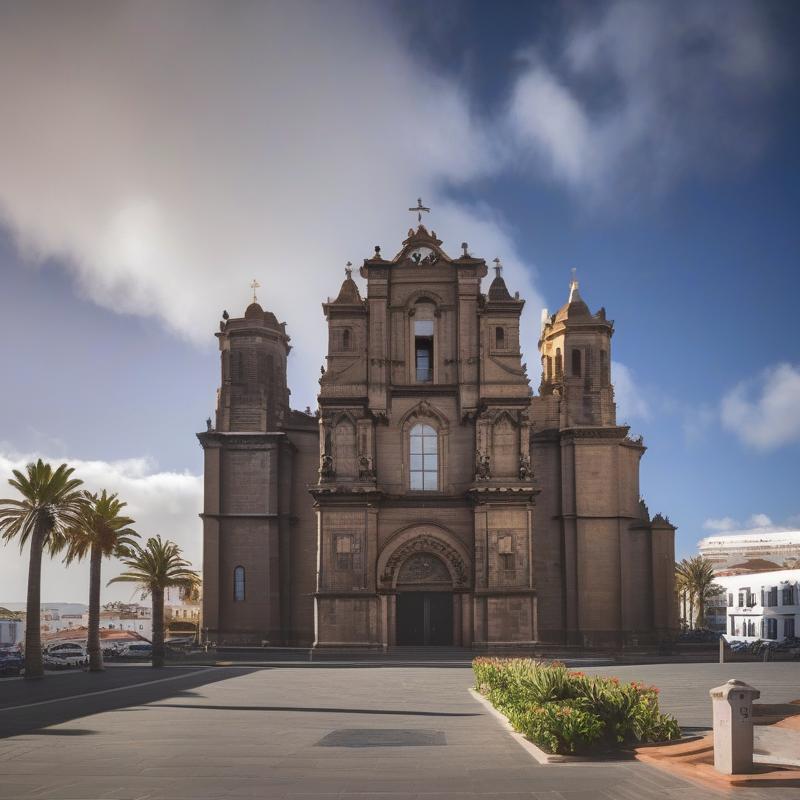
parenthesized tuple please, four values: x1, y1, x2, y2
(709, 679, 761, 775)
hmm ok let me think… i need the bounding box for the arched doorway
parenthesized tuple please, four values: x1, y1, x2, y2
(395, 553, 453, 646)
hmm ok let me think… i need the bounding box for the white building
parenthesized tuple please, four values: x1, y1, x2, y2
(714, 569, 799, 641)
(0, 618, 24, 645)
(699, 530, 800, 573)
(100, 604, 152, 641)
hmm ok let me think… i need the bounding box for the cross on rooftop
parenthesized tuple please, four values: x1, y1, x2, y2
(408, 197, 430, 224)
(250, 278, 260, 303)
(493, 257, 503, 278)
(345, 261, 353, 279)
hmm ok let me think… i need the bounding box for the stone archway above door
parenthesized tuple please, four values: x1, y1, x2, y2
(377, 526, 471, 590)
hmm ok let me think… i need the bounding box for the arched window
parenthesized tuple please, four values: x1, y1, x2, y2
(571, 348, 582, 377)
(495, 326, 505, 350)
(233, 566, 245, 602)
(409, 423, 438, 491)
(554, 348, 563, 380)
(342, 328, 351, 351)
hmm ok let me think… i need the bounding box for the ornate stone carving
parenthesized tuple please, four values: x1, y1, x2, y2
(319, 453, 335, 481)
(358, 454, 375, 481)
(382, 535, 468, 587)
(397, 553, 450, 584)
(475, 450, 491, 480)
(518, 453, 531, 481)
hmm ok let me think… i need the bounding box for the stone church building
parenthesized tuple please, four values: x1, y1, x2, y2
(198, 217, 678, 649)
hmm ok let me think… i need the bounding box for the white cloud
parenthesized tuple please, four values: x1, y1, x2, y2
(0, 450, 202, 604)
(612, 361, 650, 422)
(0, 1, 543, 412)
(702, 513, 794, 536)
(703, 517, 738, 532)
(506, 0, 781, 203)
(721, 363, 800, 450)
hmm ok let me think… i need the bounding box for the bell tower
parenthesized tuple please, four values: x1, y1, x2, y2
(215, 291, 291, 433)
(538, 273, 615, 428)
(199, 287, 300, 646)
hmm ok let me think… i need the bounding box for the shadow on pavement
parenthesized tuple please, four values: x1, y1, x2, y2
(0, 666, 253, 739)
(150, 703, 481, 717)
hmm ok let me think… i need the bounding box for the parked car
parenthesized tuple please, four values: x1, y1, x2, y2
(43, 642, 88, 669)
(117, 642, 152, 659)
(0, 647, 24, 676)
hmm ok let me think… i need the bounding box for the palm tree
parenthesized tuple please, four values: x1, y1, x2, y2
(108, 536, 200, 667)
(0, 460, 85, 679)
(675, 559, 694, 629)
(64, 491, 138, 671)
(685, 556, 722, 629)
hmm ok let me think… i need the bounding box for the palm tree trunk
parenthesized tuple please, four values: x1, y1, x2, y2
(688, 593, 695, 630)
(24, 524, 45, 679)
(151, 587, 165, 668)
(87, 543, 103, 671)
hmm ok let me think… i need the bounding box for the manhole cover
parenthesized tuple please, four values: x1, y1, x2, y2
(317, 728, 446, 747)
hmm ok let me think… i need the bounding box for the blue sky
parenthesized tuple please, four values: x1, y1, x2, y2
(0, 0, 798, 601)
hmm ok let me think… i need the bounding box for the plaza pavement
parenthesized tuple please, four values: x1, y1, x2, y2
(0, 662, 798, 800)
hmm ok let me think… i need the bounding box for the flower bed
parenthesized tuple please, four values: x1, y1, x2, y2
(473, 657, 681, 755)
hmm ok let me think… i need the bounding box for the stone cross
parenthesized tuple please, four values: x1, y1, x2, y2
(408, 197, 430, 224)
(493, 257, 502, 278)
(345, 261, 353, 279)
(250, 278, 260, 304)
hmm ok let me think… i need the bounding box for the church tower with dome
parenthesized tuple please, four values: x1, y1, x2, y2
(199, 208, 678, 649)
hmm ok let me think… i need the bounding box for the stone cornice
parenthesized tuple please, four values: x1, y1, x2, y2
(197, 431, 287, 448)
(559, 426, 630, 441)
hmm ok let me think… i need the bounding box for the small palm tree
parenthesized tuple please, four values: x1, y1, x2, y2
(675, 559, 692, 629)
(685, 556, 721, 629)
(0, 460, 85, 679)
(64, 491, 138, 671)
(108, 536, 199, 667)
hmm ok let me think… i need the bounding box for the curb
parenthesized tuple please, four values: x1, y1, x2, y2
(468, 688, 591, 764)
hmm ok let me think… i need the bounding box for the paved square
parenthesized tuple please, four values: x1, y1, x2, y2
(0, 663, 798, 799)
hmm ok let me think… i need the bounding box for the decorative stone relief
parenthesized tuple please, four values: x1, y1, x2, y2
(382, 535, 468, 587)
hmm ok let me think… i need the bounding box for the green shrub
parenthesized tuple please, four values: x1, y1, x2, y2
(472, 658, 680, 755)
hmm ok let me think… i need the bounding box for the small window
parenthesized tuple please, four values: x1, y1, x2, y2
(727, 593, 733, 607)
(571, 348, 582, 377)
(414, 318, 434, 382)
(335, 535, 353, 571)
(233, 566, 246, 602)
(786, 618, 796, 639)
(554, 348, 563, 380)
(409, 423, 438, 491)
(782, 586, 794, 605)
(766, 617, 778, 639)
(768, 587, 778, 607)
(500, 553, 515, 570)
(495, 326, 505, 350)
(342, 328, 351, 351)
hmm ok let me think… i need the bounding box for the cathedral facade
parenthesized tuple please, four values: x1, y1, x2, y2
(198, 219, 678, 649)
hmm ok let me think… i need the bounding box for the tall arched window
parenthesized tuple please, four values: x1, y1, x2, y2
(414, 302, 435, 383)
(571, 348, 582, 377)
(495, 326, 505, 350)
(342, 328, 351, 351)
(409, 423, 438, 491)
(233, 566, 245, 602)
(554, 348, 563, 380)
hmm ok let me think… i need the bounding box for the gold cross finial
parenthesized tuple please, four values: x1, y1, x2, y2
(408, 197, 430, 224)
(250, 278, 260, 304)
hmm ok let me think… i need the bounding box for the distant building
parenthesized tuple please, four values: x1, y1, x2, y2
(0, 617, 23, 646)
(698, 530, 800, 573)
(714, 568, 799, 641)
(100, 604, 152, 641)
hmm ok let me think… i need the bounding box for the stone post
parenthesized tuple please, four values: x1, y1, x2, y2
(709, 679, 760, 775)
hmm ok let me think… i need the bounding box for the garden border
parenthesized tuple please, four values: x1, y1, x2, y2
(469, 688, 592, 764)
